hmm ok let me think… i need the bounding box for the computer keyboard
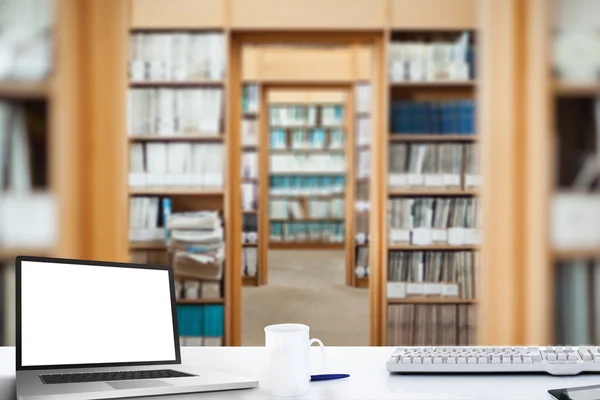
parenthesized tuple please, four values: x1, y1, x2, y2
(40, 369, 195, 384)
(387, 346, 600, 375)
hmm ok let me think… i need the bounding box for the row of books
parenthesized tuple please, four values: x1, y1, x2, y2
(388, 143, 480, 189)
(242, 119, 258, 146)
(270, 176, 346, 196)
(355, 247, 370, 278)
(127, 89, 223, 135)
(242, 85, 259, 114)
(242, 183, 257, 211)
(356, 118, 371, 146)
(388, 197, 480, 245)
(388, 33, 475, 83)
(269, 198, 345, 220)
(355, 181, 370, 211)
(129, 196, 163, 242)
(387, 251, 478, 300)
(269, 128, 345, 150)
(355, 84, 371, 114)
(390, 100, 475, 134)
(355, 211, 370, 244)
(242, 247, 258, 277)
(270, 222, 345, 243)
(129, 143, 224, 188)
(176, 305, 224, 347)
(556, 260, 600, 346)
(386, 304, 476, 346)
(356, 149, 371, 179)
(242, 214, 258, 244)
(270, 154, 346, 174)
(0, 101, 57, 249)
(242, 152, 258, 179)
(0, 0, 53, 81)
(175, 280, 222, 300)
(269, 105, 344, 127)
(128, 33, 225, 82)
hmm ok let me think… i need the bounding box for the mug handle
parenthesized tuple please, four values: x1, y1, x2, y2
(309, 338, 325, 375)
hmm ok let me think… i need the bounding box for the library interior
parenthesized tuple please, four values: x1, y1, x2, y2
(0, 0, 599, 353)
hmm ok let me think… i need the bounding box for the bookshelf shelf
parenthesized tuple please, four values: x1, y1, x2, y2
(553, 247, 600, 260)
(0, 80, 51, 99)
(243, 276, 258, 286)
(389, 80, 477, 87)
(128, 135, 224, 142)
(270, 172, 345, 176)
(269, 218, 344, 223)
(388, 244, 480, 251)
(242, 210, 257, 214)
(129, 241, 166, 250)
(242, 243, 258, 247)
(554, 81, 600, 96)
(388, 189, 479, 197)
(387, 297, 478, 304)
(129, 81, 223, 88)
(389, 134, 478, 142)
(128, 187, 224, 196)
(177, 298, 224, 305)
(0, 247, 53, 260)
(269, 242, 345, 250)
(269, 148, 345, 154)
(269, 193, 345, 199)
(242, 145, 258, 151)
(355, 276, 369, 288)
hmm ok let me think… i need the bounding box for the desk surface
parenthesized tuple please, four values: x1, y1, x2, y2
(1, 346, 599, 399)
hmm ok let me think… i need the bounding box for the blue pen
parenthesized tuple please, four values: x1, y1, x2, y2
(310, 374, 350, 382)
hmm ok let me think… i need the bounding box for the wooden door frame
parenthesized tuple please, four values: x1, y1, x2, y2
(227, 31, 386, 346)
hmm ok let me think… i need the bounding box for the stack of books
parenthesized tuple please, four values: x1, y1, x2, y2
(166, 210, 225, 286)
(390, 100, 475, 134)
(270, 176, 345, 196)
(128, 196, 163, 243)
(355, 246, 370, 278)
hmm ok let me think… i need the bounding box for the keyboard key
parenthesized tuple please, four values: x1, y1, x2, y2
(467, 357, 477, 364)
(492, 356, 501, 364)
(558, 354, 567, 362)
(401, 357, 411, 364)
(547, 354, 557, 362)
(568, 353, 579, 362)
(513, 356, 522, 364)
(457, 357, 467, 364)
(433, 357, 443, 364)
(413, 357, 422, 364)
(523, 356, 533, 364)
(501, 356, 511, 364)
(477, 356, 488, 364)
(446, 357, 457, 364)
(423, 357, 433, 364)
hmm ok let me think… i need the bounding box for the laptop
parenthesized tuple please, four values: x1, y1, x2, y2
(15, 256, 258, 400)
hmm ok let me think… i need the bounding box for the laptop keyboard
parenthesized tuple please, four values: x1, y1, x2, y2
(40, 369, 195, 384)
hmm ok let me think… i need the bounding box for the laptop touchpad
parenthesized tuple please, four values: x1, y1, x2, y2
(107, 380, 173, 390)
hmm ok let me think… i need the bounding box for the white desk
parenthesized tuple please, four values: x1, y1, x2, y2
(1, 346, 599, 399)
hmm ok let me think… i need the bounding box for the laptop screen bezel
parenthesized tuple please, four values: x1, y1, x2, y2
(15, 256, 182, 371)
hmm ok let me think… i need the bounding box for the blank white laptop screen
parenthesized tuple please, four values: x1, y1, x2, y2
(20, 260, 177, 367)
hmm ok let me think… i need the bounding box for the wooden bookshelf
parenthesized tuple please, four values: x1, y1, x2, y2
(128, 187, 224, 196)
(388, 189, 479, 197)
(553, 81, 600, 97)
(242, 242, 258, 247)
(355, 276, 369, 288)
(243, 276, 258, 286)
(387, 298, 478, 304)
(177, 298, 225, 305)
(552, 247, 600, 261)
(129, 242, 166, 250)
(389, 134, 478, 142)
(388, 244, 480, 251)
(0, 80, 51, 99)
(389, 80, 477, 87)
(269, 242, 345, 250)
(128, 135, 224, 142)
(129, 81, 223, 88)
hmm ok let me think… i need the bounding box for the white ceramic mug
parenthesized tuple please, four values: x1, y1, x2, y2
(264, 324, 325, 397)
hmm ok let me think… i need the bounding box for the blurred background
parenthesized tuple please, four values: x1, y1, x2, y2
(0, 0, 598, 348)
